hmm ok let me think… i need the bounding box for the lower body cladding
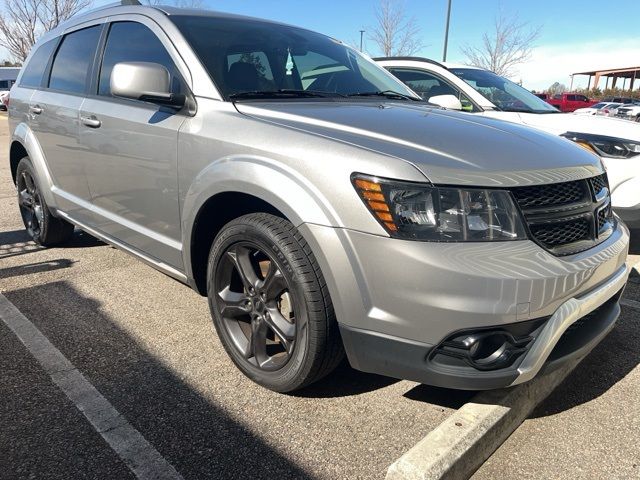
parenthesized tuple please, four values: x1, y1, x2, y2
(300, 221, 630, 390)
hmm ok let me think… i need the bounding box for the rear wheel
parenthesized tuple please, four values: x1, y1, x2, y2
(16, 157, 74, 246)
(207, 213, 343, 392)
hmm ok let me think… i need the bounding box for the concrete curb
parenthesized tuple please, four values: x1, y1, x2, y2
(386, 357, 584, 480)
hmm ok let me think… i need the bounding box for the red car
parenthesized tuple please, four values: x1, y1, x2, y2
(547, 93, 597, 112)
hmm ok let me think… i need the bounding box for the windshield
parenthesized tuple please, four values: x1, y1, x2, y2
(450, 67, 559, 113)
(171, 15, 419, 100)
(591, 103, 607, 109)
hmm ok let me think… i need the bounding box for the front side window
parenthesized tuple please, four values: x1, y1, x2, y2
(20, 39, 57, 88)
(450, 67, 558, 113)
(387, 67, 477, 112)
(49, 26, 101, 94)
(98, 21, 180, 97)
(171, 16, 418, 100)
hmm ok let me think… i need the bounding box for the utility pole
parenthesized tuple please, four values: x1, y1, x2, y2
(442, 0, 452, 62)
(359, 30, 365, 52)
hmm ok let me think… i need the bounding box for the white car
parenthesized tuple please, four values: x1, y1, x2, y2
(376, 57, 640, 229)
(574, 102, 621, 116)
(596, 103, 623, 117)
(615, 103, 640, 122)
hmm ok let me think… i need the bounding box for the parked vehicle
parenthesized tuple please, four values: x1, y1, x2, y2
(602, 96, 639, 104)
(534, 92, 549, 100)
(547, 92, 598, 112)
(596, 103, 623, 117)
(574, 102, 620, 116)
(376, 57, 640, 230)
(615, 103, 640, 122)
(0, 91, 8, 111)
(9, 3, 630, 392)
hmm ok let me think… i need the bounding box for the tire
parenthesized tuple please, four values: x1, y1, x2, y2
(635, 115, 640, 123)
(15, 157, 74, 246)
(207, 213, 344, 392)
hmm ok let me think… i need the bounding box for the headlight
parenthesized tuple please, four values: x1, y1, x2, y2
(562, 132, 640, 159)
(352, 174, 527, 241)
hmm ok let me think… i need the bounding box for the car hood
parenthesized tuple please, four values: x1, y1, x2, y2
(515, 112, 640, 142)
(235, 101, 602, 187)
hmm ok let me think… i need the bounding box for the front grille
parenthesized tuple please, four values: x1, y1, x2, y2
(589, 174, 607, 195)
(530, 218, 590, 248)
(510, 173, 613, 256)
(511, 180, 585, 209)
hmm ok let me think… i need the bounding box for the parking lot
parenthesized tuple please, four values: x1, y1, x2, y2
(0, 112, 638, 479)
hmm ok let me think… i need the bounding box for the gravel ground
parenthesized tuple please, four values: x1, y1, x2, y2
(0, 114, 467, 479)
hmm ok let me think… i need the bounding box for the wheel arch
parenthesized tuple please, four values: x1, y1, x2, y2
(182, 157, 342, 295)
(9, 122, 59, 209)
(187, 191, 292, 295)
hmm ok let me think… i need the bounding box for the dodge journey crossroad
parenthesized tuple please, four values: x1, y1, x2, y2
(8, 2, 630, 392)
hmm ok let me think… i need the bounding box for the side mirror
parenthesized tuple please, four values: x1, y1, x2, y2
(428, 94, 463, 111)
(111, 62, 185, 109)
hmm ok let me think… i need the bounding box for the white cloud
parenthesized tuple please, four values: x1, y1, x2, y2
(514, 38, 640, 91)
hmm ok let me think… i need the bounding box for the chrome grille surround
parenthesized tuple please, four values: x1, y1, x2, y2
(510, 173, 614, 256)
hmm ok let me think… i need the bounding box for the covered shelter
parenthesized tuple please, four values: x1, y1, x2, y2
(570, 66, 640, 91)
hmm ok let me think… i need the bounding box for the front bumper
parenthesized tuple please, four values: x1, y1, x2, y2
(300, 220, 630, 390)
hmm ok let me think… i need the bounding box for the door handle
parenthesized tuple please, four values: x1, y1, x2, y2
(29, 105, 42, 115)
(81, 115, 101, 128)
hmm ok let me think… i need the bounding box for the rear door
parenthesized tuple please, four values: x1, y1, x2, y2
(28, 23, 103, 222)
(79, 18, 189, 269)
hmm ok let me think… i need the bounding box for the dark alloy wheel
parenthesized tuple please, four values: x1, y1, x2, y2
(207, 213, 344, 392)
(214, 242, 297, 371)
(15, 157, 74, 246)
(17, 166, 44, 239)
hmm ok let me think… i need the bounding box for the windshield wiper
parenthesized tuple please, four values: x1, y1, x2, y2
(229, 89, 344, 99)
(346, 90, 419, 101)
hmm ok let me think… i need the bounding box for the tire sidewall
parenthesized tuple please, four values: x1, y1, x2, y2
(207, 219, 313, 391)
(16, 156, 49, 245)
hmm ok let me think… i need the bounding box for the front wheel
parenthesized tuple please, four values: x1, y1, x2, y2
(16, 157, 74, 246)
(207, 213, 343, 392)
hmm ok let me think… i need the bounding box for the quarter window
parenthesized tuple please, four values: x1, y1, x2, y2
(98, 22, 180, 97)
(20, 39, 57, 88)
(49, 26, 101, 94)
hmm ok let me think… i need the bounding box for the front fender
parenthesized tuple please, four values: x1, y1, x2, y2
(181, 154, 342, 279)
(11, 122, 59, 210)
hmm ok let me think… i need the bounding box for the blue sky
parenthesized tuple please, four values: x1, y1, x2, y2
(27, 0, 640, 90)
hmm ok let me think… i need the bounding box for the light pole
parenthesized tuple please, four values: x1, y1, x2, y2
(442, 0, 452, 62)
(359, 30, 365, 52)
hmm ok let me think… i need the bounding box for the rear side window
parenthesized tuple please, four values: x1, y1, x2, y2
(98, 22, 179, 97)
(49, 26, 101, 94)
(20, 40, 57, 88)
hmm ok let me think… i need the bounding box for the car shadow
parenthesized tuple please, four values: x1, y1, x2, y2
(0, 229, 105, 261)
(1, 281, 316, 480)
(628, 230, 640, 255)
(0, 259, 75, 279)
(293, 359, 399, 398)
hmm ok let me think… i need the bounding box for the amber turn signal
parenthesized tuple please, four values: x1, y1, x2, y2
(352, 175, 398, 233)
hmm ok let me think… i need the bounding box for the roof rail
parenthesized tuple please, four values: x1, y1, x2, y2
(372, 56, 449, 70)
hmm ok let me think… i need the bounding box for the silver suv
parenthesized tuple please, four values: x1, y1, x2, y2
(8, 2, 630, 392)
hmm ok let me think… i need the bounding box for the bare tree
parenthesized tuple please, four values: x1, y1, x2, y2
(461, 13, 541, 78)
(547, 82, 567, 95)
(369, 0, 422, 57)
(0, 0, 91, 62)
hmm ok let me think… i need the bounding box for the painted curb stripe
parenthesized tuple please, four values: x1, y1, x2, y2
(0, 293, 184, 480)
